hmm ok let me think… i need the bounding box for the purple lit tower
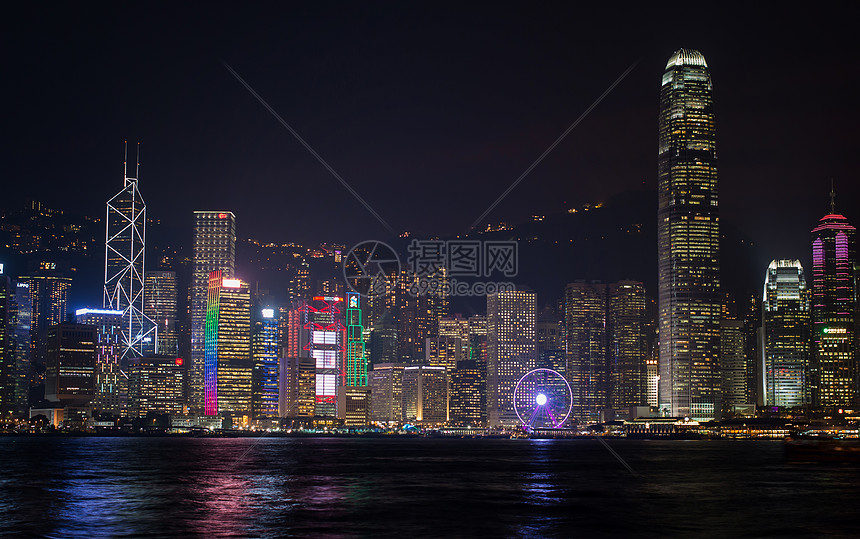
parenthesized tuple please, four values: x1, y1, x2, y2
(810, 190, 857, 408)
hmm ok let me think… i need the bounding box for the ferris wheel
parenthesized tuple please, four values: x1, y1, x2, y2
(513, 368, 573, 429)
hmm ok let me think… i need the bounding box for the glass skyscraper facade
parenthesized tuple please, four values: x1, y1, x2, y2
(203, 271, 251, 418)
(762, 260, 810, 408)
(810, 211, 856, 408)
(487, 290, 535, 426)
(251, 309, 279, 419)
(191, 211, 236, 415)
(564, 281, 608, 422)
(657, 48, 721, 420)
(144, 270, 178, 356)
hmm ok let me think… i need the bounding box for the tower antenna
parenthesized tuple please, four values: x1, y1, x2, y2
(830, 179, 836, 214)
(123, 140, 128, 179)
(135, 142, 140, 179)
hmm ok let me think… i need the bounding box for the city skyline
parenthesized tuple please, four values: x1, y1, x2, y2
(2, 5, 857, 265)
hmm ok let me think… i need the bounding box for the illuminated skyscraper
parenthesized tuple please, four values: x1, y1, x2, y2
(76, 308, 124, 416)
(450, 360, 484, 426)
(301, 296, 346, 417)
(103, 144, 157, 359)
(191, 211, 236, 415)
(45, 323, 97, 409)
(0, 276, 12, 418)
(762, 260, 810, 408)
(144, 271, 178, 356)
(487, 290, 535, 426)
(402, 365, 447, 424)
(608, 281, 647, 412)
(345, 293, 367, 387)
(128, 355, 185, 418)
(18, 265, 71, 371)
(658, 49, 721, 420)
(369, 362, 404, 423)
(564, 282, 608, 421)
(11, 280, 32, 417)
(204, 271, 251, 418)
(810, 204, 856, 408)
(720, 319, 748, 411)
(251, 308, 279, 419)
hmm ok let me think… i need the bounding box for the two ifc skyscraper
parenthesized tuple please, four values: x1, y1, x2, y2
(657, 49, 721, 420)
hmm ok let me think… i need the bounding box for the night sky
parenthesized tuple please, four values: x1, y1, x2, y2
(3, 3, 858, 271)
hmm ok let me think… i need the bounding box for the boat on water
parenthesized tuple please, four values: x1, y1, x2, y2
(784, 436, 860, 462)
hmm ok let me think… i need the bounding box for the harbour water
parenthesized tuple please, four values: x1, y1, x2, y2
(1, 437, 858, 537)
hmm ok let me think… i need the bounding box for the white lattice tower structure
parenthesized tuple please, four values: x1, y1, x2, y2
(104, 142, 157, 359)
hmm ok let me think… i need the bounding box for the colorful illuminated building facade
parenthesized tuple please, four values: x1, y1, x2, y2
(762, 260, 810, 408)
(810, 208, 857, 408)
(345, 293, 367, 387)
(75, 309, 124, 416)
(251, 308, 279, 419)
(657, 48, 721, 420)
(191, 211, 236, 415)
(487, 290, 536, 426)
(302, 296, 345, 417)
(204, 271, 251, 417)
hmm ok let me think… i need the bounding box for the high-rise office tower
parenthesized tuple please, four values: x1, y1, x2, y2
(251, 308, 279, 419)
(280, 355, 315, 418)
(468, 314, 488, 368)
(75, 309, 124, 416)
(18, 265, 72, 370)
(144, 271, 178, 356)
(204, 271, 251, 418)
(564, 282, 608, 421)
(10, 280, 32, 417)
(0, 276, 12, 418)
(103, 145, 156, 359)
(369, 362, 404, 423)
(720, 319, 747, 412)
(339, 293, 370, 425)
(128, 355, 185, 418)
(449, 360, 484, 426)
(402, 365, 448, 424)
(425, 335, 462, 371)
(487, 290, 536, 426)
(45, 323, 97, 409)
(762, 260, 810, 408)
(278, 303, 316, 418)
(658, 49, 721, 420)
(302, 296, 346, 417)
(439, 315, 470, 359)
(608, 281, 647, 412)
(344, 293, 367, 387)
(811, 203, 856, 408)
(191, 211, 236, 415)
